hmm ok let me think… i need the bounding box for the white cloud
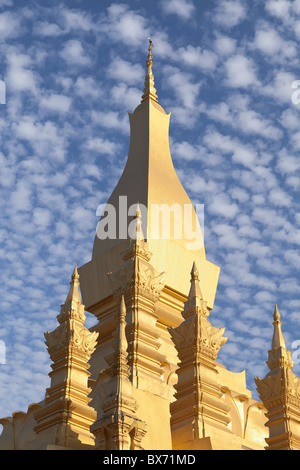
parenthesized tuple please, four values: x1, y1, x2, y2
(100, 4, 147, 47)
(205, 102, 233, 125)
(150, 31, 173, 58)
(230, 187, 249, 203)
(107, 57, 144, 84)
(277, 148, 300, 174)
(254, 27, 284, 55)
(251, 207, 282, 227)
(171, 141, 204, 161)
(91, 110, 128, 134)
(40, 93, 72, 113)
(214, 35, 237, 56)
(279, 277, 300, 293)
(110, 83, 141, 110)
(0, 11, 22, 40)
(279, 109, 300, 131)
(284, 249, 300, 269)
(253, 24, 297, 62)
(167, 103, 204, 128)
(14, 116, 69, 162)
(238, 109, 281, 140)
(224, 54, 259, 88)
(6, 51, 38, 94)
(73, 76, 102, 100)
(286, 175, 300, 189)
(262, 70, 297, 103)
(177, 45, 218, 70)
(34, 22, 64, 37)
(247, 241, 270, 258)
(9, 181, 32, 212)
(84, 137, 121, 156)
(181, 172, 220, 195)
(206, 97, 281, 140)
(164, 66, 201, 108)
(160, 0, 196, 20)
(268, 187, 293, 207)
(209, 194, 239, 219)
(213, 0, 247, 28)
(265, 0, 291, 19)
(60, 7, 95, 33)
(254, 290, 275, 304)
(203, 129, 257, 168)
(32, 208, 52, 227)
(60, 39, 92, 66)
(82, 163, 102, 181)
(34, 7, 96, 37)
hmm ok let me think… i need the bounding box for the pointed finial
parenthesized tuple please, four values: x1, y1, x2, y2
(141, 37, 158, 103)
(191, 261, 200, 281)
(183, 261, 207, 319)
(57, 264, 86, 324)
(72, 264, 79, 281)
(66, 264, 81, 303)
(146, 38, 153, 74)
(266, 304, 294, 371)
(189, 262, 203, 305)
(273, 304, 281, 323)
(271, 304, 287, 350)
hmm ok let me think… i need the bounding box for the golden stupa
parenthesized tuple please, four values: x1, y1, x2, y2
(1, 41, 300, 451)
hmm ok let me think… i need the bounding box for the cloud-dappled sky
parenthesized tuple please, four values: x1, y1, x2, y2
(1, 0, 300, 419)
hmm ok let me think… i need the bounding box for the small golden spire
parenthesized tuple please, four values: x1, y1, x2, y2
(183, 262, 206, 319)
(57, 264, 86, 325)
(141, 38, 158, 103)
(191, 261, 200, 281)
(72, 264, 79, 281)
(66, 264, 81, 304)
(271, 304, 287, 350)
(188, 262, 203, 308)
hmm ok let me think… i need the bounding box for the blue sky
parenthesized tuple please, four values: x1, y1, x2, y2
(0, 0, 300, 419)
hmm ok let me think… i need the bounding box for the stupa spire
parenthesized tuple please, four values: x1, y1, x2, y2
(33, 267, 99, 449)
(188, 262, 203, 309)
(91, 294, 147, 450)
(170, 262, 229, 447)
(255, 305, 300, 450)
(65, 264, 81, 304)
(183, 261, 209, 319)
(141, 38, 158, 103)
(271, 304, 287, 350)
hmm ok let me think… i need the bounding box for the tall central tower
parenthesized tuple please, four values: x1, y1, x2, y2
(78, 41, 220, 449)
(80, 40, 220, 310)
